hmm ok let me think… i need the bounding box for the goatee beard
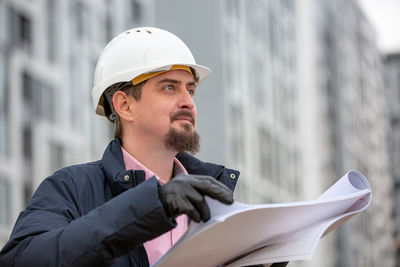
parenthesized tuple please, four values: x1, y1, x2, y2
(164, 125, 200, 154)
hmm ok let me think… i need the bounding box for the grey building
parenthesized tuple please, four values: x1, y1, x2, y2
(383, 51, 400, 267)
(0, 0, 154, 247)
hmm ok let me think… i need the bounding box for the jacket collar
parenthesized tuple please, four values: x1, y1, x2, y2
(101, 139, 229, 196)
(175, 152, 226, 178)
(102, 138, 145, 196)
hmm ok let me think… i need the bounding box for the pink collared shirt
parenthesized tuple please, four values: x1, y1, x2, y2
(121, 147, 188, 265)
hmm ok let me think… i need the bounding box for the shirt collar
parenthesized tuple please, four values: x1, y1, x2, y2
(121, 147, 188, 184)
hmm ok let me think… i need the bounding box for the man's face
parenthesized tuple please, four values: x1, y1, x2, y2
(131, 70, 200, 153)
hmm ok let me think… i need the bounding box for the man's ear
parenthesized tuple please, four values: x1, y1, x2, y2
(112, 91, 135, 122)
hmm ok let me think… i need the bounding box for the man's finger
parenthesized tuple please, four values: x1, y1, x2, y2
(188, 176, 234, 204)
(179, 198, 201, 223)
(187, 193, 210, 222)
(197, 199, 211, 221)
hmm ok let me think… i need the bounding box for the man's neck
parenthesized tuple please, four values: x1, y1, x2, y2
(121, 135, 176, 182)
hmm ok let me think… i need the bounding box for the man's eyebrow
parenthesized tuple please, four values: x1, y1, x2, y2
(158, 78, 180, 84)
(187, 81, 197, 87)
(158, 78, 197, 87)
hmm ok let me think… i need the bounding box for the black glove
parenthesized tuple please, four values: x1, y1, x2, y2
(158, 174, 234, 223)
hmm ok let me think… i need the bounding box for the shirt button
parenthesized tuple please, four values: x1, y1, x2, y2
(123, 175, 130, 181)
(230, 173, 236, 179)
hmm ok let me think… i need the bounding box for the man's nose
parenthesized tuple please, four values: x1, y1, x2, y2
(178, 89, 195, 110)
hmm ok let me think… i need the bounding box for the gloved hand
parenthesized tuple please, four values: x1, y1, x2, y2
(158, 174, 234, 223)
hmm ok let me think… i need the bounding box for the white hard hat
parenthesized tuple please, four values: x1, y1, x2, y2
(91, 27, 211, 116)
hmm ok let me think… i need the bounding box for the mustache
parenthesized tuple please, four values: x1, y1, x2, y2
(170, 110, 195, 124)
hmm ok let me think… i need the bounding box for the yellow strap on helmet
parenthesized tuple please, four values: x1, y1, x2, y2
(131, 65, 195, 85)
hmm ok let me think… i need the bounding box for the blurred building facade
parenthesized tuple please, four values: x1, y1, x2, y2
(0, 0, 396, 266)
(304, 0, 394, 266)
(154, 0, 395, 266)
(0, 0, 154, 247)
(383, 51, 400, 267)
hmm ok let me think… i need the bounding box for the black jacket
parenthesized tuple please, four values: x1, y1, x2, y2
(0, 139, 239, 267)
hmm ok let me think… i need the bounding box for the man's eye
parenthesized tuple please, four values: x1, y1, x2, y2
(165, 85, 174, 91)
(188, 90, 195, 96)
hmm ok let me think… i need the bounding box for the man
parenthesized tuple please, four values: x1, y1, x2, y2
(0, 27, 288, 267)
(0, 27, 238, 266)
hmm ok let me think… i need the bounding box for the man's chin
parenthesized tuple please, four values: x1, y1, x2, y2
(172, 123, 195, 134)
(164, 126, 200, 154)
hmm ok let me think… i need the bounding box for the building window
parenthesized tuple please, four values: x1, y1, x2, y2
(397, 67, 400, 103)
(131, 0, 142, 24)
(0, 117, 8, 157)
(225, 0, 240, 17)
(49, 141, 65, 172)
(0, 177, 10, 225)
(248, 51, 265, 108)
(71, 1, 86, 39)
(0, 53, 9, 156)
(47, 0, 57, 62)
(259, 127, 281, 186)
(22, 71, 56, 123)
(230, 105, 245, 166)
(40, 84, 56, 122)
(69, 56, 81, 129)
(0, 2, 8, 46)
(105, 12, 113, 42)
(22, 125, 32, 160)
(23, 181, 33, 208)
(22, 72, 34, 104)
(19, 14, 31, 45)
(259, 128, 271, 177)
(9, 8, 32, 52)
